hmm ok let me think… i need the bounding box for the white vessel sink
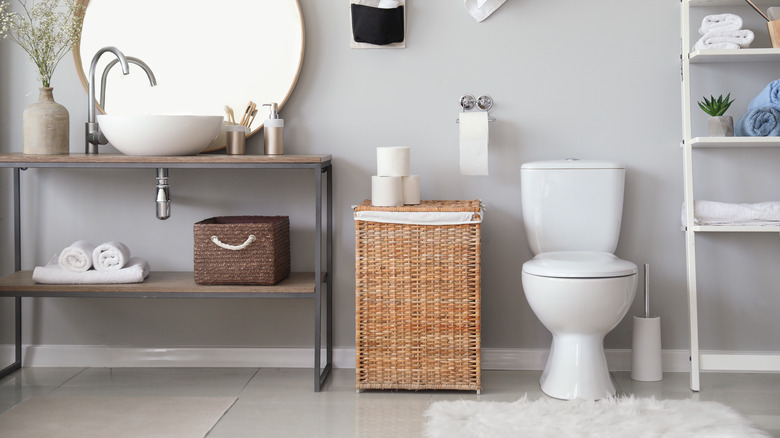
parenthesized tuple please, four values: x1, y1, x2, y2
(97, 114, 223, 156)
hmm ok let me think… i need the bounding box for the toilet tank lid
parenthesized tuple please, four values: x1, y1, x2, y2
(523, 251, 637, 278)
(521, 159, 624, 170)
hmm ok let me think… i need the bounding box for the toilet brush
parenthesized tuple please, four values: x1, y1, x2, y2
(631, 263, 663, 381)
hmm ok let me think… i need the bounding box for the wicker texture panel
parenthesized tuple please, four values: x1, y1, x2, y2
(194, 216, 290, 285)
(355, 200, 481, 391)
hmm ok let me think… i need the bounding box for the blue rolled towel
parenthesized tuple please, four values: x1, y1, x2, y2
(747, 79, 780, 111)
(735, 106, 780, 136)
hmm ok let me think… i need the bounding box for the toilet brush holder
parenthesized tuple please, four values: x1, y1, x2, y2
(631, 316, 663, 381)
(631, 263, 663, 382)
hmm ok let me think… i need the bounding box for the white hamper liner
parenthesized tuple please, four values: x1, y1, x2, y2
(353, 208, 484, 225)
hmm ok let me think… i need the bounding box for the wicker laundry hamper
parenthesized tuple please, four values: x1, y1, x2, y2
(194, 216, 290, 285)
(354, 199, 482, 392)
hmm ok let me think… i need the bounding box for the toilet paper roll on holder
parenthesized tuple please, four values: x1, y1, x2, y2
(457, 94, 496, 122)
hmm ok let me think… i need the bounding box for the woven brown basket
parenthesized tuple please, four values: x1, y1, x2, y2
(194, 216, 290, 285)
(354, 200, 482, 392)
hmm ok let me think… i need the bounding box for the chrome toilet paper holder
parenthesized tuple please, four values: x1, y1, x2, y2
(457, 94, 496, 122)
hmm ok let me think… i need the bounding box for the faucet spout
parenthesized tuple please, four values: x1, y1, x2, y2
(86, 46, 130, 154)
(99, 57, 157, 111)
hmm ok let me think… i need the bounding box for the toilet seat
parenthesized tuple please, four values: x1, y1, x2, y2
(523, 251, 636, 278)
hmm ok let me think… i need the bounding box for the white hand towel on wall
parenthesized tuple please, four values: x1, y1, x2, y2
(464, 0, 507, 22)
(699, 14, 743, 35)
(93, 241, 132, 272)
(57, 240, 96, 272)
(459, 112, 489, 175)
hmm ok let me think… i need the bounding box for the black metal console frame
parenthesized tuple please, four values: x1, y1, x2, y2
(0, 154, 333, 391)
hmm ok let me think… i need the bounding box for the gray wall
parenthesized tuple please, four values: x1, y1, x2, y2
(1, 0, 779, 360)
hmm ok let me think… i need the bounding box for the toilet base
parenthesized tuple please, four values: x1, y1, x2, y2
(539, 334, 615, 400)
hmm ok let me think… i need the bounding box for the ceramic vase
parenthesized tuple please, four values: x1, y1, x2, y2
(23, 87, 69, 155)
(708, 115, 733, 137)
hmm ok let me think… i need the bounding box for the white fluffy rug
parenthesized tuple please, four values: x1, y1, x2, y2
(424, 396, 770, 438)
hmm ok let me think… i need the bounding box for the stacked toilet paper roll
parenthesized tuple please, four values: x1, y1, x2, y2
(372, 147, 420, 206)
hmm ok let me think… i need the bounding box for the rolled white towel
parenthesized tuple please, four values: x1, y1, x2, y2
(694, 29, 754, 50)
(699, 13, 743, 35)
(58, 240, 96, 273)
(92, 241, 131, 272)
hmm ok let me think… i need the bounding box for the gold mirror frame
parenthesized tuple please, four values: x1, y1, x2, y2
(72, 0, 305, 151)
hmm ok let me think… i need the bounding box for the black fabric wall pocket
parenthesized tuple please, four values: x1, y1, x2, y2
(351, 4, 404, 46)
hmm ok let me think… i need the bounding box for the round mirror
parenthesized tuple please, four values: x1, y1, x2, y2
(73, 0, 304, 151)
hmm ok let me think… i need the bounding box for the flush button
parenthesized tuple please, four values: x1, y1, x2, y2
(565, 158, 579, 161)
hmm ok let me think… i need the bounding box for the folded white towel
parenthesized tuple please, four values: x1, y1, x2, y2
(57, 240, 96, 273)
(694, 30, 754, 50)
(464, 0, 507, 22)
(92, 241, 131, 272)
(684, 200, 780, 225)
(33, 256, 150, 284)
(699, 14, 743, 35)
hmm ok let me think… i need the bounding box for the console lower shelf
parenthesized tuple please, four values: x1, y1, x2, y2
(0, 271, 324, 298)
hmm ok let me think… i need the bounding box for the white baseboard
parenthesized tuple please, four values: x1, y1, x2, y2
(483, 348, 692, 373)
(0, 345, 355, 369)
(0, 345, 693, 372)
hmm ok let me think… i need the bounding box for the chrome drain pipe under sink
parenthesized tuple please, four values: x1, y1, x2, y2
(155, 168, 171, 220)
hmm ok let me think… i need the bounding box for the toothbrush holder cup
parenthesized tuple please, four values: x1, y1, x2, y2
(225, 125, 247, 155)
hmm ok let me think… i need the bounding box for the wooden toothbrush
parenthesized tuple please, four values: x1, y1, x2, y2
(239, 101, 253, 126)
(225, 105, 237, 125)
(246, 109, 258, 128)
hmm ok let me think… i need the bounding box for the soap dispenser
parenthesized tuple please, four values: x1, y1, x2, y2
(263, 103, 284, 155)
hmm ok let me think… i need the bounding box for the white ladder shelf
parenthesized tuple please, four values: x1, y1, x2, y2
(680, 0, 780, 391)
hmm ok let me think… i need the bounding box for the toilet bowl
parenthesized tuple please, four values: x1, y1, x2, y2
(520, 160, 637, 400)
(522, 251, 637, 400)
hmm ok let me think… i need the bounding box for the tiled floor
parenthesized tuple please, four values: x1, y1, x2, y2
(1, 367, 779, 437)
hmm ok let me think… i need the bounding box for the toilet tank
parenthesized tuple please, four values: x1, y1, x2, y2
(521, 159, 626, 255)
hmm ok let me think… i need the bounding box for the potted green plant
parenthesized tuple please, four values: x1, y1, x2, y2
(698, 94, 735, 137)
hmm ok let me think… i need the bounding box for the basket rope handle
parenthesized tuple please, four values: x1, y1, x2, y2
(210, 234, 256, 250)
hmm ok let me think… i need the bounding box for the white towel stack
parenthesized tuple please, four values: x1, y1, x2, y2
(694, 14, 754, 50)
(35, 241, 149, 284)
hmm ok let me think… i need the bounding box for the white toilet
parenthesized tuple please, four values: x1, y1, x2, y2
(520, 159, 637, 400)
